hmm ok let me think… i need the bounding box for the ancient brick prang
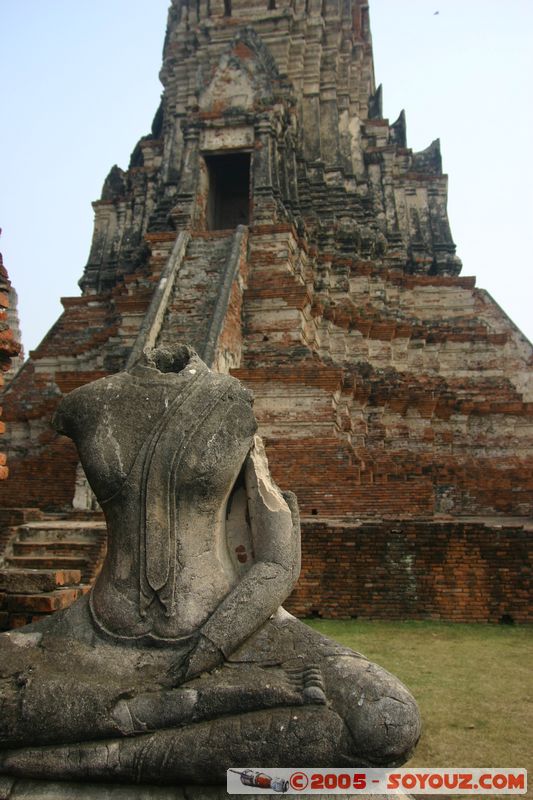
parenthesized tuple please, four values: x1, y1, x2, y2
(1, 0, 531, 624)
(0, 240, 22, 481)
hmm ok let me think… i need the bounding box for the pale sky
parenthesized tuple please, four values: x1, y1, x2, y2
(1, 0, 532, 354)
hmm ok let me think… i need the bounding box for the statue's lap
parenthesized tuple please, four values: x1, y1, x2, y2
(0, 600, 420, 783)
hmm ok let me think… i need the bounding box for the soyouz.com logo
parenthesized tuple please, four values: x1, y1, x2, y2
(227, 768, 527, 794)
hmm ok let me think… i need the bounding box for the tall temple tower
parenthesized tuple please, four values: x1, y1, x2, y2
(1, 0, 531, 627)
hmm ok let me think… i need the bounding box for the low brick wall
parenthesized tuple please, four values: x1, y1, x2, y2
(285, 518, 532, 623)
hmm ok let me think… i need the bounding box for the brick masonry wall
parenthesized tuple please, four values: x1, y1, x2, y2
(285, 519, 532, 623)
(0, 234, 167, 509)
(0, 245, 22, 481)
(0, 436, 79, 511)
(230, 226, 533, 623)
(233, 228, 533, 521)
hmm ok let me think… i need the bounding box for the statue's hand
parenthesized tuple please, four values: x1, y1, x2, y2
(184, 634, 224, 681)
(164, 635, 200, 685)
(165, 633, 224, 685)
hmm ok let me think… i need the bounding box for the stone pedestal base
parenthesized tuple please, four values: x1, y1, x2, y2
(0, 777, 412, 800)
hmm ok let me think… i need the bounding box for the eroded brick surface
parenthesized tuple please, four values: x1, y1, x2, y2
(0, 242, 22, 482)
(286, 518, 532, 625)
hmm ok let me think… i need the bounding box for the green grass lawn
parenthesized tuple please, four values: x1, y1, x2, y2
(305, 620, 532, 798)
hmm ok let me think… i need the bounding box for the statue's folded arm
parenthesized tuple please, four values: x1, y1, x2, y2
(184, 435, 301, 678)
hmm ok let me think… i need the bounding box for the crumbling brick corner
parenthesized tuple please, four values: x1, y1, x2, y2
(0, 236, 23, 479)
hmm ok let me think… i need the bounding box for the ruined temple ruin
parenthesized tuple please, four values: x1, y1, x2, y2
(1, 0, 531, 628)
(0, 243, 22, 482)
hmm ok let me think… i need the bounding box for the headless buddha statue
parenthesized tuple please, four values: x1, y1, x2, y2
(0, 345, 420, 784)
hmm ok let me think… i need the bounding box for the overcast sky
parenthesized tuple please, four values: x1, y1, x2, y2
(1, 0, 532, 354)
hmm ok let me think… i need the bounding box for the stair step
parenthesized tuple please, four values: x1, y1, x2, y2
(188, 240, 230, 247)
(17, 527, 105, 544)
(187, 244, 230, 251)
(184, 258, 229, 266)
(0, 568, 82, 593)
(12, 542, 97, 557)
(5, 556, 92, 571)
(186, 246, 231, 256)
(5, 588, 82, 614)
(184, 259, 228, 267)
(17, 520, 106, 530)
(0, 508, 44, 527)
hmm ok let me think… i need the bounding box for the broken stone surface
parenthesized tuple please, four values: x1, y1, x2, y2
(0, 345, 420, 783)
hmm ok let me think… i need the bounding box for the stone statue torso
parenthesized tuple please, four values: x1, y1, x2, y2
(53, 352, 257, 642)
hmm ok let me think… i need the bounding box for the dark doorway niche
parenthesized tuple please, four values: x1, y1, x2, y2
(205, 152, 251, 231)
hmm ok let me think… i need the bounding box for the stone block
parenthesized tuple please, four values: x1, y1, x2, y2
(6, 589, 80, 613)
(0, 570, 82, 594)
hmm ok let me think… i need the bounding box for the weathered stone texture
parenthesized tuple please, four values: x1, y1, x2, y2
(1, 0, 531, 624)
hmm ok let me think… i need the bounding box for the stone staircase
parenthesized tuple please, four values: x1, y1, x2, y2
(0, 514, 106, 629)
(156, 231, 233, 355)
